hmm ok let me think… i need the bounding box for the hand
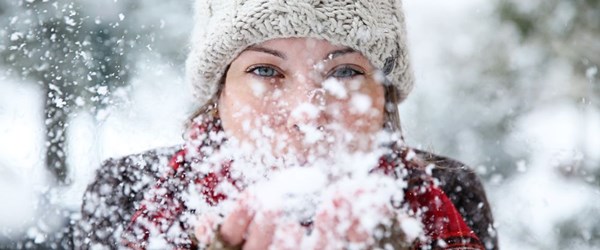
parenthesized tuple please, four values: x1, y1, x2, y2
(198, 192, 305, 250)
(196, 181, 419, 249)
(310, 185, 420, 250)
(310, 189, 389, 250)
(194, 212, 220, 247)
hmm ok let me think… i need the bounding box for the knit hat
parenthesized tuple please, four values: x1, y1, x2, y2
(186, 0, 414, 106)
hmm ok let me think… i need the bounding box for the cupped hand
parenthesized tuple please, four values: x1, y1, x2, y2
(196, 185, 418, 249)
(196, 192, 304, 250)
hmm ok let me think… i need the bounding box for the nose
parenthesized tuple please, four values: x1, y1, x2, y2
(307, 88, 326, 107)
(286, 75, 330, 132)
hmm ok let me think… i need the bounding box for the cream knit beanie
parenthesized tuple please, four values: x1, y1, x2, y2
(186, 0, 414, 106)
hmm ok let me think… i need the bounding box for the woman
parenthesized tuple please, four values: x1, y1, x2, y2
(75, 0, 498, 249)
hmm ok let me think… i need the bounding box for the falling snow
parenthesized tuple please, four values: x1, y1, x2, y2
(0, 0, 599, 249)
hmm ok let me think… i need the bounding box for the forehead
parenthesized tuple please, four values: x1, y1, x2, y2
(239, 38, 373, 66)
(247, 38, 353, 59)
(256, 37, 346, 50)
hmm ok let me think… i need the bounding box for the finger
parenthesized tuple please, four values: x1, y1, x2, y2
(346, 218, 370, 243)
(220, 199, 255, 246)
(313, 195, 372, 249)
(242, 211, 278, 250)
(271, 221, 304, 250)
(312, 226, 331, 250)
(312, 210, 338, 250)
(194, 213, 220, 244)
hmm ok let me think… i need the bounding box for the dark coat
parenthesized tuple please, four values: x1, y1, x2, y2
(73, 146, 498, 250)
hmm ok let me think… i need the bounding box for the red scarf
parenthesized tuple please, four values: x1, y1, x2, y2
(123, 116, 484, 249)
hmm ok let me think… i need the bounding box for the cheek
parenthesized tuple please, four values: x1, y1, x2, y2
(220, 80, 293, 138)
(219, 87, 252, 137)
(328, 81, 385, 133)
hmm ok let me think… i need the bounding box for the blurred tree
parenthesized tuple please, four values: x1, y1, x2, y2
(400, 1, 599, 247)
(0, 0, 131, 185)
(498, 0, 599, 103)
(1, 0, 191, 247)
(497, 0, 600, 180)
(494, 0, 600, 248)
(1, 0, 192, 186)
(431, 0, 600, 180)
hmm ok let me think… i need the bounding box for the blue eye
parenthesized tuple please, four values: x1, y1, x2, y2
(249, 66, 282, 78)
(330, 66, 363, 78)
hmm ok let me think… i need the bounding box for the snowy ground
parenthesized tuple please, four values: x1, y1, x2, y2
(1, 0, 599, 249)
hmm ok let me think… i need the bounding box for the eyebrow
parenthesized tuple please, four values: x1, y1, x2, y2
(244, 46, 286, 59)
(324, 48, 357, 61)
(243, 46, 358, 61)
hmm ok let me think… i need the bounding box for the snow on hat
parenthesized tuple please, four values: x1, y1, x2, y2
(186, 0, 414, 106)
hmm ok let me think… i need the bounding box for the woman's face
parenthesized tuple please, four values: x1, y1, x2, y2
(219, 38, 385, 163)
